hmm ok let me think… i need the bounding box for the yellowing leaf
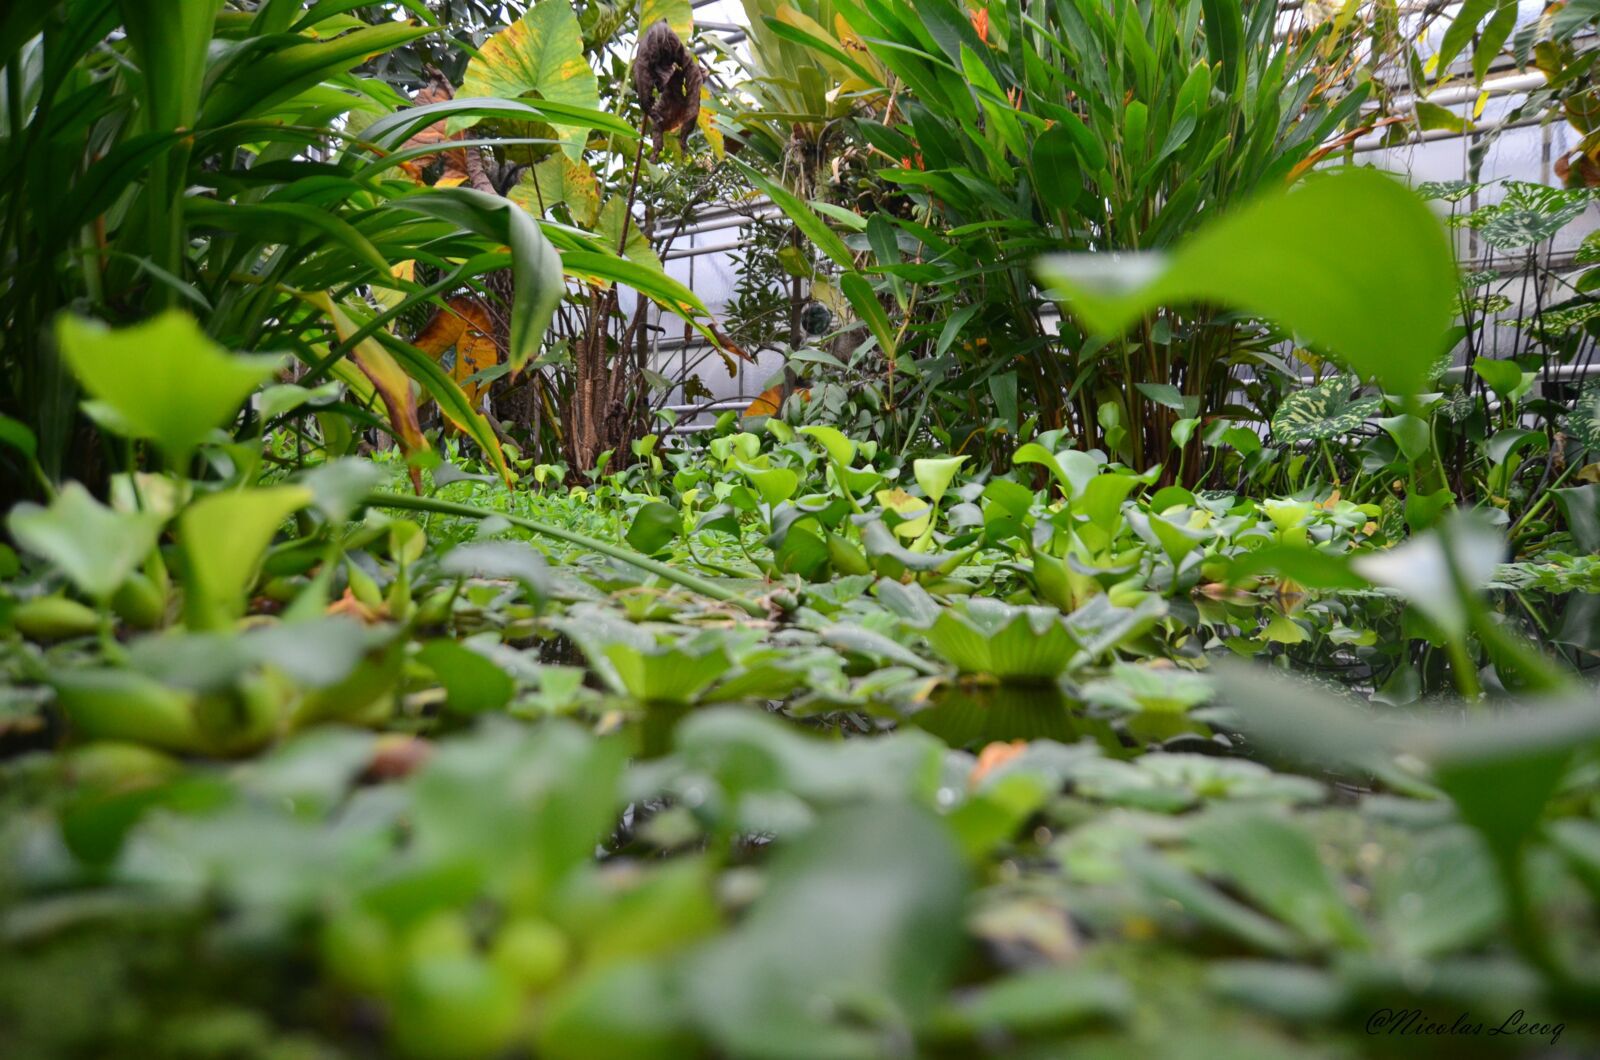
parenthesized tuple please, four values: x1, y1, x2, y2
(372, 259, 415, 314)
(744, 384, 783, 418)
(452, 0, 599, 161)
(454, 316, 501, 406)
(304, 291, 426, 490)
(697, 86, 725, 159)
(412, 296, 500, 409)
(640, 0, 693, 39)
(510, 153, 600, 227)
(595, 197, 663, 270)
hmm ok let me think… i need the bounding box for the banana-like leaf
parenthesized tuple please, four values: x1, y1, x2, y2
(387, 332, 512, 487)
(359, 96, 634, 152)
(302, 292, 427, 489)
(394, 187, 564, 373)
(729, 156, 855, 270)
(203, 23, 438, 126)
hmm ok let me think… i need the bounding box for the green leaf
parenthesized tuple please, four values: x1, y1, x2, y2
(688, 803, 966, 1058)
(1434, 0, 1498, 76)
(1270, 376, 1380, 443)
(417, 640, 514, 715)
(57, 310, 279, 461)
(452, 0, 599, 160)
(798, 425, 857, 466)
(1038, 168, 1456, 395)
(602, 641, 732, 706)
(840, 272, 897, 363)
(923, 600, 1080, 682)
(0, 413, 39, 463)
(1553, 483, 1600, 554)
(1375, 413, 1432, 462)
(626, 502, 681, 555)
(7, 483, 164, 602)
(1189, 812, 1366, 949)
(913, 456, 967, 503)
(1223, 546, 1368, 590)
(1351, 512, 1503, 638)
(740, 464, 799, 507)
(730, 157, 855, 270)
(1031, 124, 1083, 211)
(203, 23, 436, 126)
(179, 487, 313, 630)
(395, 188, 564, 374)
(1472, 356, 1523, 401)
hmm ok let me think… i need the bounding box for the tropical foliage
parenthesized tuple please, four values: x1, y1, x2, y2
(1, 2, 1599, 1058)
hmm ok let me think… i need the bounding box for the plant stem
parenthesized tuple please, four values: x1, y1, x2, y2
(360, 491, 764, 617)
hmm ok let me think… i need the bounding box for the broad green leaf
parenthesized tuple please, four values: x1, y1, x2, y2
(417, 640, 515, 715)
(57, 311, 279, 461)
(922, 600, 1080, 682)
(602, 641, 732, 705)
(688, 803, 966, 1058)
(452, 0, 599, 161)
(594, 197, 663, 270)
(1351, 512, 1503, 638)
(7, 483, 164, 602)
(740, 464, 799, 507)
(180, 487, 313, 630)
(799, 425, 857, 466)
(1270, 376, 1380, 443)
(1189, 812, 1366, 949)
(1472, 356, 1523, 400)
(626, 501, 681, 555)
(1375, 413, 1431, 462)
(1553, 483, 1600, 553)
(913, 456, 967, 503)
(1038, 168, 1456, 395)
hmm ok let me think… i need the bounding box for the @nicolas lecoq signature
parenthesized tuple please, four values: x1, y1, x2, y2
(1367, 1008, 1565, 1046)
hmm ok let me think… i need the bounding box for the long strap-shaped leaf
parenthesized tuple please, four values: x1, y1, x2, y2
(360, 492, 764, 617)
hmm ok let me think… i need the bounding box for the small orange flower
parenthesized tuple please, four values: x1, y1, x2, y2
(327, 587, 383, 623)
(971, 5, 990, 44)
(969, 739, 1027, 787)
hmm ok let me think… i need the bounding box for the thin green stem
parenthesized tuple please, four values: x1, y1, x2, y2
(360, 491, 764, 617)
